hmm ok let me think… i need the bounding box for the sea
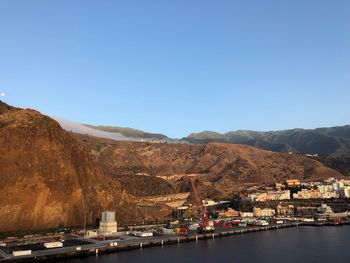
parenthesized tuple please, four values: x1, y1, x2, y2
(62, 226, 350, 263)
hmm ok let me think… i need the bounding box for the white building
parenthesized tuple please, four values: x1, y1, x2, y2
(240, 212, 254, 218)
(85, 230, 98, 238)
(318, 204, 333, 214)
(203, 199, 217, 206)
(99, 211, 118, 234)
(322, 192, 339, 199)
(318, 185, 334, 194)
(333, 181, 344, 192)
(253, 207, 275, 217)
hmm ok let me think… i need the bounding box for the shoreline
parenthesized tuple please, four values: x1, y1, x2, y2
(2, 222, 350, 263)
(0, 223, 299, 262)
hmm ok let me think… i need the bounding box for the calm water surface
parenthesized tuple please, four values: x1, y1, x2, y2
(64, 226, 350, 263)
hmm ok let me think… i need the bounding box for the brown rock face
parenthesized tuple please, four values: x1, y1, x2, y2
(0, 101, 141, 232)
(0, 100, 19, 114)
(75, 134, 343, 199)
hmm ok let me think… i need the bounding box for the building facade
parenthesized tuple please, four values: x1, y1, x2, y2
(253, 207, 275, 217)
(99, 211, 118, 234)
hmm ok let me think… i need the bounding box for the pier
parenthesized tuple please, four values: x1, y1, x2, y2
(0, 223, 299, 262)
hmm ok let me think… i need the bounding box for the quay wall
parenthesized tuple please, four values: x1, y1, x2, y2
(0, 223, 299, 263)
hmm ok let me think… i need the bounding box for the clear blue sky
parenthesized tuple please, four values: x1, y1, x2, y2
(0, 0, 349, 138)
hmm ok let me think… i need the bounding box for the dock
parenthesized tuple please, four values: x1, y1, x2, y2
(0, 223, 299, 262)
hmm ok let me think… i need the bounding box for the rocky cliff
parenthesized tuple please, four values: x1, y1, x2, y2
(0, 101, 145, 232)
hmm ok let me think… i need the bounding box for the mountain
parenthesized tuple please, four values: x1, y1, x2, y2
(0, 100, 19, 114)
(54, 115, 350, 156)
(74, 133, 342, 200)
(185, 126, 350, 156)
(52, 117, 174, 143)
(51, 116, 131, 141)
(0, 100, 158, 232)
(311, 155, 350, 177)
(84, 124, 168, 140)
(0, 100, 346, 232)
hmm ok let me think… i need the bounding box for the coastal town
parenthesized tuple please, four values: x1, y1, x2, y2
(241, 177, 350, 201)
(1, 177, 350, 262)
(1, 0, 349, 262)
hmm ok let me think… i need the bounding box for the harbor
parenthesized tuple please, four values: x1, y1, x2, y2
(54, 226, 350, 263)
(1, 176, 350, 262)
(0, 223, 299, 262)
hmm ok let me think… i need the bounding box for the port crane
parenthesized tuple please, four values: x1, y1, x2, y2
(190, 178, 214, 233)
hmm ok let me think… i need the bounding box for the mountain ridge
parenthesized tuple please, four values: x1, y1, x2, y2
(56, 116, 350, 156)
(185, 126, 350, 156)
(84, 124, 169, 140)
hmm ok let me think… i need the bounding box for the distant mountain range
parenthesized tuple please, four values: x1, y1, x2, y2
(54, 117, 350, 156)
(53, 117, 181, 143)
(84, 124, 169, 140)
(185, 126, 350, 156)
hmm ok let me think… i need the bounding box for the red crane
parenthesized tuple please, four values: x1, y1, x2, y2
(190, 178, 210, 230)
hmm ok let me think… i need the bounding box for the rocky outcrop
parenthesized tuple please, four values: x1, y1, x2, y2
(0, 101, 143, 231)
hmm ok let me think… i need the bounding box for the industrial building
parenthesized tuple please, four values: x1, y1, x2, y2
(99, 211, 118, 234)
